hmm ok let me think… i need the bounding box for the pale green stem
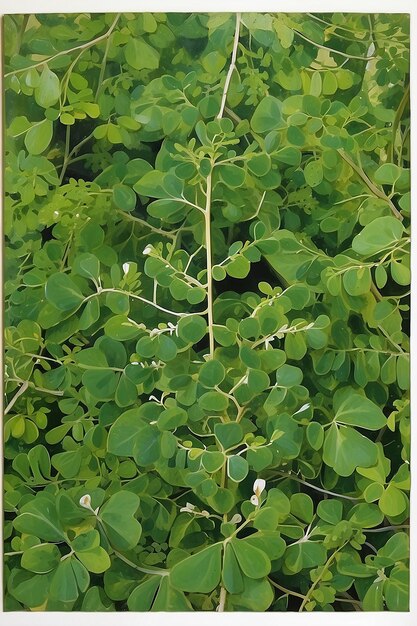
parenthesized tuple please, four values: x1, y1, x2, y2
(4, 380, 29, 414)
(83, 287, 207, 319)
(4, 13, 121, 77)
(217, 13, 241, 120)
(299, 542, 348, 612)
(205, 172, 215, 358)
(338, 149, 403, 220)
(113, 550, 169, 577)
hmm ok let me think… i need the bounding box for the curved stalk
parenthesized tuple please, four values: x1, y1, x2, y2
(5, 14, 120, 78)
(205, 172, 215, 357)
(217, 13, 241, 120)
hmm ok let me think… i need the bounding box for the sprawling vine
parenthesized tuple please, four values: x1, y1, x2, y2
(4, 12, 410, 612)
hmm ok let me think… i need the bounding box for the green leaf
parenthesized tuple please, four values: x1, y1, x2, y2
(227, 455, 249, 482)
(199, 359, 225, 387)
(25, 119, 53, 155)
(124, 39, 160, 71)
(8, 570, 50, 608)
(199, 391, 229, 412)
(49, 558, 79, 602)
(275, 364, 303, 387)
(14, 495, 65, 542)
(247, 368, 270, 393)
(128, 576, 161, 611)
(100, 492, 142, 551)
(231, 538, 271, 578)
(334, 389, 386, 430)
(228, 575, 274, 611)
(35, 66, 60, 108)
(115, 372, 138, 407)
(374, 163, 401, 185)
(363, 581, 384, 611)
(323, 423, 378, 476)
(170, 543, 222, 592)
(391, 259, 410, 285)
(202, 451, 225, 473)
(251, 96, 283, 133)
(253, 507, 279, 531)
(316, 500, 343, 525)
(104, 315, 141, 341)
(343, 266, 372, 296)
(73, 253, 100, 281)
(108, 408, 147, 457)
(378, 484, 408, 517)
(284, 541, 327, 574)
(202, 50, 227, 74)
(134, 425, 161, 466)
(304, 160, 323, 187)
(291, 493, 313, 523)
(152, 577, 192, 611)
(113, 184, 137, 212)
(247, 153, 271, 177)
(384, 565, 409, 611)
(177, 315, 207, 343)
(157, 406, 187, 431)
(348, 503, 384, 528)
(82, 369, 119, 400)
(72, 530, 111, 574)
(219, 164, 246, 188)
(226, 256, 251, 279)
(214, 422, 243, 449)
(222, 542, 244, 593)
(21, 543, 61, 574)
(379, 532, 409, 563)
(352, 216, 404, 256)
(45, 273, 84, 311)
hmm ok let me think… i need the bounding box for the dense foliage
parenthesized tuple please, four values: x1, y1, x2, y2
(4, 12, 410, 612)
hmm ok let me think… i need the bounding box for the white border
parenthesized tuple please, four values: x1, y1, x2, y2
(1, 2, 415, 625)
(0, 1, 414, 13)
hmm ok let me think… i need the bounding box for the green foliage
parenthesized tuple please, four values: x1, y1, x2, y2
(4, 10, 409, 614)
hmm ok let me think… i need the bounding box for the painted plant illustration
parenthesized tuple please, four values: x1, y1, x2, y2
(3, 12, 410, 612)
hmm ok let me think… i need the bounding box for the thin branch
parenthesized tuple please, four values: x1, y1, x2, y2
(365, 524, 409, 533)
(118, 211, 176, 239)
(293, 29, 375, 61)
(4, 14, 121, 78)
(338, 150, 403, 221)
(388, 84, 410, 164)
(205, 172, 215, 357)
(273, 471, 361, 501)
(84, 288, 207, 319)
(299, 542, 348, 612)
(217, 586, 227, 612)
(217, 13, 241, 119)
(4, 380, 29, 414)
(113, 550, 169, 577)
(269, 578, 305, 600)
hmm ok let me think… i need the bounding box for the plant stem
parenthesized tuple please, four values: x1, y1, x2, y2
(299, 542, 348, 612)
(59, 125, 71, 184)
(273, 471, 361, 501)
(217, 585, 227, 612)
(83, 287, 207, 319)
(4, 380, 29, 414)
(217, 13, 241, 119)
(5, 13, 121, 77)
(269, 578, 305, 599)
(205, 172, 215, 358)
(338, 149, 403, 220)
(293, 29, 375, 61)
(388, 84, 410, 164)
(365, 524, 409, 533)
(113, 550, 169, 576)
